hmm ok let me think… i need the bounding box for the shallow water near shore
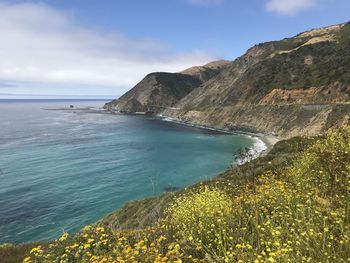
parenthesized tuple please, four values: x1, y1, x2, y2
(0, 100, 257, 244)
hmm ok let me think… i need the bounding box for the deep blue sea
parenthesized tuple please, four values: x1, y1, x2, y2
(0, 100, 257, 244)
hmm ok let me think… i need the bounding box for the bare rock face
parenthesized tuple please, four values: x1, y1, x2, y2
(106, 22, 350, 138)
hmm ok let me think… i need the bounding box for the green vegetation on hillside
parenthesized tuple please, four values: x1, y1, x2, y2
(253, 23, 350, 92)
(255, 42, 350, 91)
(16, 126, 349, 262)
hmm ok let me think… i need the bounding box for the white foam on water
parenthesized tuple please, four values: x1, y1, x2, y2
(159, 116, 269, 165)
(234, 136, 268, 165)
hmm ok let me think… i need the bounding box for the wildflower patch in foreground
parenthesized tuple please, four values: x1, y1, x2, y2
(25, 126, 350, 262)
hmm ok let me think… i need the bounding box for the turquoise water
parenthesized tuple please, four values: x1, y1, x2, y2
(0, 100, 255, 244)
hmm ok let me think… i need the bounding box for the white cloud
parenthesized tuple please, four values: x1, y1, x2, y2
(186, 0, 224, 6)
(0, 3, 215, 94)
(266, 0, 318, 15)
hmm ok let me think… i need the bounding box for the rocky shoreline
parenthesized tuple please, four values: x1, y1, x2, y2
(47, 106, 281, 159)
(159, 115, 280, 158)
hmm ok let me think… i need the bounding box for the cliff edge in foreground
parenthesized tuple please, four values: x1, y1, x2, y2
(17, 126, 350, 262)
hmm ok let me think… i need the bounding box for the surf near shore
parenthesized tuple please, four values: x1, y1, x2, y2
(159, 116, 280, 161)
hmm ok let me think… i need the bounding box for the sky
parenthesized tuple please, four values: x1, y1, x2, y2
(0, 0, 349, 99)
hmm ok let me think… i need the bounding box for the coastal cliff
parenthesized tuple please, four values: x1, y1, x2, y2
(104, 60, 230, 114)
(3, 22, 350, 263)
(106, 22, 350, 138)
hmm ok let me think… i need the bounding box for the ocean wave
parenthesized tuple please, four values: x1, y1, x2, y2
(234, 137, 267, 165)
(159, 116, 269, 165)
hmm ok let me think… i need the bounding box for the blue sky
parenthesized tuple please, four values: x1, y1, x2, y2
(0, 0, 349, 98)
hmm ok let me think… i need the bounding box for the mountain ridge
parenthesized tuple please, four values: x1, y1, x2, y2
(105, 22, 350, 138)
(104, 60, 230, 114)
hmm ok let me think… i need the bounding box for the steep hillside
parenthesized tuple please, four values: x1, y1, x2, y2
(163, 22, 350, 137)
(180, 59, 231, 81)
(19, 126, 350, 262)
(106, 22, 350, 138)
(104, 60, 230, 113)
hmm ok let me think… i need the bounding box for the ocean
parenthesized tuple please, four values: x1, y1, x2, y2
(0, 100, 259, 244)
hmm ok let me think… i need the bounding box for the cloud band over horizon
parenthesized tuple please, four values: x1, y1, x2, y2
(0, 0, 339, 97)
(0, 2, 215, 95)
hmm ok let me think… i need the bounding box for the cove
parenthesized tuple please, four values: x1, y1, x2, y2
(0, 100, 256, 243)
